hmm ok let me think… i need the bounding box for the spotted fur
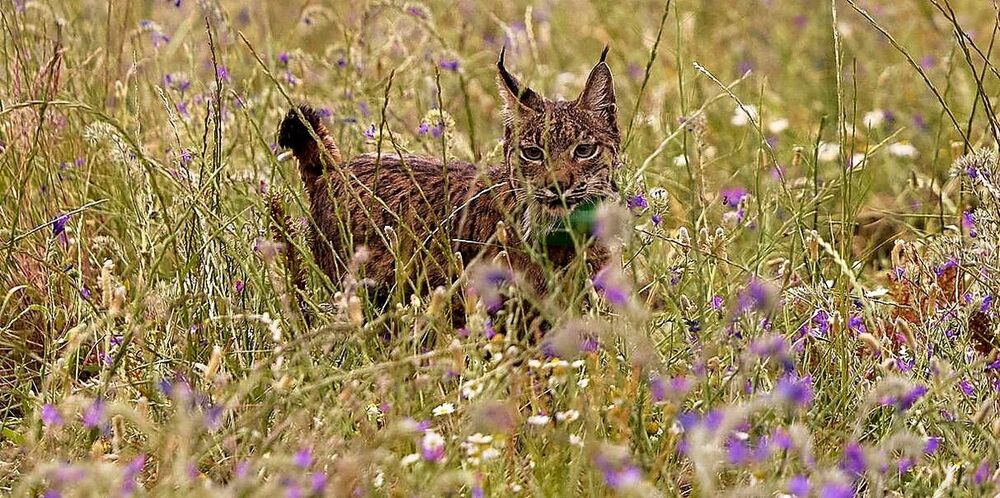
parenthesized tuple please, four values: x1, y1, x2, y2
(277, 48, 621, 297)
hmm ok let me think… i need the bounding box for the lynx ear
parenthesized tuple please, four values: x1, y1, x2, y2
(497, 46, 544, 116)
(577, 46, 617, 124)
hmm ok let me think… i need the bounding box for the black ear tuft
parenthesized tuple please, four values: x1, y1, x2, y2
(497, 47, 544, 114)
(600, 45, 610, 63)
(278, 105, 323, 152)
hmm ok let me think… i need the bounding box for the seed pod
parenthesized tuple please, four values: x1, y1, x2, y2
(348, 295, 364, 325)
(427, 286, 447, 317)
(204, 345, 223, 383)
(677, 227, 691, 250)
(791, 146, 804, 171)
(496, 221, 508, 246)
(890, 239, 906, 270)
(973, 396, 995, 425)
(806, 231, 820, 263)
(858, 332, 882, 355)
(896, 318, 917, 352)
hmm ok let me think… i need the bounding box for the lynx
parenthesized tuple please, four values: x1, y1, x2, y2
(277, 47, 620, 303)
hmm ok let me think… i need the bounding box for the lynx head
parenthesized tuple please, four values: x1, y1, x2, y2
(497, 47, 621, 234)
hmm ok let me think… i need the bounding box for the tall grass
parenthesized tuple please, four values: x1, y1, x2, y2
(2, 0, 1000, 496)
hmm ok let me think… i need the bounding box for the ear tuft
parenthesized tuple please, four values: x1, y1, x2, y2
(497, 47, 544, 115)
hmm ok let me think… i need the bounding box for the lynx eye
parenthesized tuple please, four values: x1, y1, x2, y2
(519, 146, 545, 162)
(573, 143, 600, 160)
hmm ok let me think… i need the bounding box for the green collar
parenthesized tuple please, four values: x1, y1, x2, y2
(542, 199, 601, 247)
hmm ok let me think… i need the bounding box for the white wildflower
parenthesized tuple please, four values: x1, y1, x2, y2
(466, 433, 493, 445)
(863, 109, 886, 129)
(850, 153, 867, 169)
(730, 104, 759, 127)
(818, 142, 840, 162)
(649, 187, 669, 201)
(768, 118, 790, 134)
(527, 414, 551, 426)
(556, 410, 580, 423)
(888, 141, 918, 158)
(432, 402, 455, 417)
(400, 453, 420, 466)
(461, 381, 484, 400)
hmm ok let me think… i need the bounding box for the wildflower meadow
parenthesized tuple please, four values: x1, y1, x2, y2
(3, 0, 1000, 496)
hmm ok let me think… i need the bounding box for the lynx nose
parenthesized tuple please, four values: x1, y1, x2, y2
(546, 179, 575, 195)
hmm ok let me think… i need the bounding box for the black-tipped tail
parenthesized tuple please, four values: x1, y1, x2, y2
(277, 104, 341, 194)
(278, 105, 323, 152)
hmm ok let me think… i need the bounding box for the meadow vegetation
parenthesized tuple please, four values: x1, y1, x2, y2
(3, 0, 1000, 496)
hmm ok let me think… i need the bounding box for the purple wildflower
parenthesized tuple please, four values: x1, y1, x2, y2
(439, 59, 459, 71)
(720, 187, 748, 207)
(592, 266, 629, 307)
(896, 357, 914, 373)
(293, 447, 313, 468)
(711, 295, 724, 310)
(726, 439, 751, 465)
(234, 280, 245, 294)
(122, 454, 146, 495)
(82, 399, 105, 429)
(216, 66, 230, 82)
(605, 465, 641, 489)
(234, 460, 250, 479)
(417, 122, 430, 135)
(788, 475, 810, 497)
(421, 430, 445, 462)
(967, 164, 980, 180)
(847, 315, 865, 334)
(627, 194, 648, 210)
(975, 460, 992, 485)
(935, 259, 957, 277)
(406, 5, 427, 18)
(41, 404, 63, 427)
(311, 472, 328, 493)
(774, 375, 814, 408)
(889, 384, 927, 412)
(840, 442, 866, 476)
(278, 52, 289, 65)
(52, 213, 70, 237)
(812, 310, 831, 336)
(820, 482, 855, 498)
(963, 210, 977, 237)
(650, 375, 666, 401)
(363, 124, 376, 140)
(960, 379, 975, 397)
(651, 213, 663, 225)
